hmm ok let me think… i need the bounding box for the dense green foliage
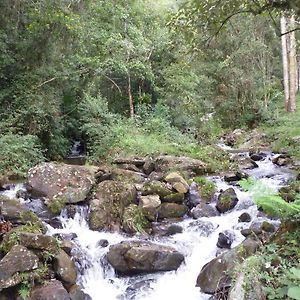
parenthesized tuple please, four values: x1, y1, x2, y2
(239, 178, 300, 218)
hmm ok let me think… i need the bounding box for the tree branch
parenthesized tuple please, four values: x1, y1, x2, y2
(280, 27, 300, 36)
(104, 75, 122, 94)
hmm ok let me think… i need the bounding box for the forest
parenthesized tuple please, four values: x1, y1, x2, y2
(0, 1, 300, 300)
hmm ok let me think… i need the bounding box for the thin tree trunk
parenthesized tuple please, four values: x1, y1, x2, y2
(281, 16, 290, 111)
(128, 74, 134, 117)
(288, 15, 297, 112)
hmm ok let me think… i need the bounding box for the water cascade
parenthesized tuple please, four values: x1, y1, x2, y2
(1, 152, 295, 300)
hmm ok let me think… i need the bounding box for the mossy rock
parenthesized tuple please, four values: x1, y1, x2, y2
(88, 180, 137, 231)
(163, 193, 185, 203)
(142, 181, 173, 198)
(122, 204, 149, 234)
(216, 188, 238, 213)
(193, 177, 216, 203)
(158, 203, 187, 219)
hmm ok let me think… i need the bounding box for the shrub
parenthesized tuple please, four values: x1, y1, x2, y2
(0, 134, 44, 179)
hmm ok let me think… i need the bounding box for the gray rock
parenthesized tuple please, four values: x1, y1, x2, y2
(217, 231, 234, 249)
(88, 180, 136, 231)
(196, 239, 261, 294)
(28, 163, 96, 205)
(154, 155, 207, 176)
(190, 203, 219, 219)
(158, 203, 186, 219)
(216, 188, 239, 213)
(0, 245, 39, 290)
(107, 240, 184, 275)
(238, 212, 251, 223)
(53, 249, 77, 285)
(139, 195, 161, 221)
(30, 280, 70, 300)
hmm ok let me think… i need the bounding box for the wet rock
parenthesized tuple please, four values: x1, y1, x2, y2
(239, 158, 258, 170)
(61, 240, 73, 256)
(241, 229, 256, 237)
(272, 154, 291, 166)
(188, 220, 217, 236)
(164, 172, 189, 193)
(142, 181, 173, 199)
(250, 153, 265, 161)
(238, 212, 251, 223)
(158, 203, 186, 219)
(154, 155, 207, 176)
(53, 249, 77, 285)
(190, 203, 219, 219)
(224, 172, 244, 182)
(217, 231, 234, 249)
(97, 239, 109, 248)
(65, 205, 78, 218)
(107, 240, 184, 275)
(216, 188, 239, 213)
(69, 284, 92, 300)
(139, 195, 161, 221)
(261, 221, 275, 233)
(88, 180, 136, 231)
(122, 279, 154, 300)
(151, 222, 183, 236)
(0, 245, 39, 290)
(0, 195, 43, 226)
(30, 280, 70, 300)
(187, 182, 201, 208)
(196, 239, 261, 294)
(28, 163, 96, 206)
(53, 233, 77, 241)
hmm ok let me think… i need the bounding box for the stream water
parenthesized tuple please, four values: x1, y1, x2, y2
(0, 152, 295, 300)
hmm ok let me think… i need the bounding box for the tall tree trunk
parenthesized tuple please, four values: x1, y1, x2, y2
(128, 73, 135, 117)
(288, 15, 297, 112)
(281, 16, 290, 110)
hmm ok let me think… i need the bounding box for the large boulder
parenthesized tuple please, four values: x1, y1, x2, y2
(0, 245, 39, 290)
(216, 188, 239, 213)
(154, 156, 207, 176)
(28, 163, 96, 208)
(139, 195, 161, 221)
(196, 239, 260, 294)
(158, 203, 187, 219)
(88, 180, 136, 231)
(53, 249, 77, 285)
(228, 259, 266, 300)
(107, 241, 184, 275)
(30, 280, 70, 300)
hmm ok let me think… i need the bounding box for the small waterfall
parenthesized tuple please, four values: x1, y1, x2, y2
(1, 152, 295, 300)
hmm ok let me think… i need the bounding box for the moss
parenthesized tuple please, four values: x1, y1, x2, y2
(46, 197, 66, 214)
(194, 176, 216, 202)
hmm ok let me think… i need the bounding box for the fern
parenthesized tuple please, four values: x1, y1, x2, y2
(239, 178, 300, 219)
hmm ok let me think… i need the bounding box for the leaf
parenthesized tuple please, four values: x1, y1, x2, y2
(288, 287, 300, 300)
(291, 268, 300, 279)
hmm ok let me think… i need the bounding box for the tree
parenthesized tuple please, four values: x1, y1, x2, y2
(281, 15, 297, 112)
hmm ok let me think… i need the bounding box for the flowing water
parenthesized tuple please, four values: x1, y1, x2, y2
(0, 152, 295, 300)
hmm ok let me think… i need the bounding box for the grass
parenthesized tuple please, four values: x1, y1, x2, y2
(260, 95, 300, 160)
